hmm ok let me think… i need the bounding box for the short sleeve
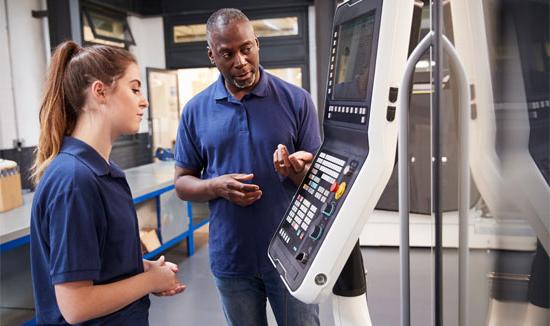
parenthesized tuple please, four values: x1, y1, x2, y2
(47, 187, 106, 284)
(296, 92, 322, 154)
(174, 107, 204, 171)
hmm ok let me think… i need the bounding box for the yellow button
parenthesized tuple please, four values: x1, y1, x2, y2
(335, 182, 347, 200)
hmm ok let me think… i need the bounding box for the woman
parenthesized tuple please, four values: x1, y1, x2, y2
(30, 41, 185, 325)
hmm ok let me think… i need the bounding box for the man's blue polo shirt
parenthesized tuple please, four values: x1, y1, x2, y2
(175, 67, 322, 277)
(30, 136, 150, 325)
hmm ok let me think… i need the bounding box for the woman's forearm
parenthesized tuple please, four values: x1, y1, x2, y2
(55, 273, 153, 324)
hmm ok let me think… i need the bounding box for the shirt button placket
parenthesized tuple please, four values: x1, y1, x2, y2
(240, 101, 249, 133)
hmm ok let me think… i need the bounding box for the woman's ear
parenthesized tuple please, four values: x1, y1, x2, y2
(90, 80, 107, 104)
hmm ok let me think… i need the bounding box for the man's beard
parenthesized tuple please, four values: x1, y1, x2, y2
(232, 71, 256, 89)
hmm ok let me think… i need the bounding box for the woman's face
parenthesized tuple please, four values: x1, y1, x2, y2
(105, 63, 148, 136)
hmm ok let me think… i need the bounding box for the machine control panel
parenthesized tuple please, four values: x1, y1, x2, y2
(274, 149, 363, 288)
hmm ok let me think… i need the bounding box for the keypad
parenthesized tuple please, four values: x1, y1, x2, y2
(281, 151, 347, 248)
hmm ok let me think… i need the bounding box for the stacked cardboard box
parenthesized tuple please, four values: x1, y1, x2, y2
(0, 160, 23, 213)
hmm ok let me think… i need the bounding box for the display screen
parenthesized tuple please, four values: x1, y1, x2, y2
(333, 11, 376, 101)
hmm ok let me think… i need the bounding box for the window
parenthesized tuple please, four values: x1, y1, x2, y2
(266, 67, 302, 87)
(82, 7, 135, 48)
(173, 16, 299, 44)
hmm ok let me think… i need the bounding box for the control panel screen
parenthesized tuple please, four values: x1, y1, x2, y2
(333, 11, 376, 101)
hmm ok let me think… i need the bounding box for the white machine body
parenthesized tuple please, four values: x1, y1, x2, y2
(268, 0, 414, 304)
(450, 0, 549, 252)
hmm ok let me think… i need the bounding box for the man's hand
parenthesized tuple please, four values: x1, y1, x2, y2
(273, 144, 314, 185)
(209, 173, 262, 207)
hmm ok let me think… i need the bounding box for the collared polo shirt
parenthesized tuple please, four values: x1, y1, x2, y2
(175, 67, 321, 277)
(30, 136, 149, 325)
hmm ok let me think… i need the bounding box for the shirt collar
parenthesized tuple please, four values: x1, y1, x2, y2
(60, 136, 125, 178)
(213, 66, 269, 101)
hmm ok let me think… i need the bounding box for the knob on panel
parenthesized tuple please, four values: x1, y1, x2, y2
(309, 225, 323, 240)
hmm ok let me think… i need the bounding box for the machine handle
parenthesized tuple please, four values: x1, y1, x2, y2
(398, 30, 434, 326)
(398, 31, 471, 326)
(442, 35, 471, 326)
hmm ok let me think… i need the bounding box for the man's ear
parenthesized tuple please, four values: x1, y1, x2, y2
(207, 47, 215, 65)
(256, 38, 260, 50)
(90, 80, 107, 103)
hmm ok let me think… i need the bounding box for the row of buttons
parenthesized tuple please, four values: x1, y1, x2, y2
(304, 175, 330, 203)
(279, 229, 290, 244)
(528, 100, 550, 110)
(329, 106, 367, 115)
(327, 30, 338, 95)
(320, 152, 345, 165)
(311, 152, 346, 185)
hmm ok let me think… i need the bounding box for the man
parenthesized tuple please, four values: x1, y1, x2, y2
(174, 8, 321, 326)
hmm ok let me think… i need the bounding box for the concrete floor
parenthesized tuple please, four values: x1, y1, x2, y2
(0, 225, 536, 325)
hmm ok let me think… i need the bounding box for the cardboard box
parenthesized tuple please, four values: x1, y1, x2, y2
(139, 228, 162, 253)
(0, 160, 23, 213)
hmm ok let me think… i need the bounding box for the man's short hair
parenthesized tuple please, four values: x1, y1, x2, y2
(206, 8, 250, 47)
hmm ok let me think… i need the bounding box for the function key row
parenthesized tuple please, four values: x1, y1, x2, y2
(319, 152, 345, 167)
(328, 106, 367, 115)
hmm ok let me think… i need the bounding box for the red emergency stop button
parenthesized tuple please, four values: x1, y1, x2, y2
(330, 181, 339, 192)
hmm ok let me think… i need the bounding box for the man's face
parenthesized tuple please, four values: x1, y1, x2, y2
(208, 20, 260, 93)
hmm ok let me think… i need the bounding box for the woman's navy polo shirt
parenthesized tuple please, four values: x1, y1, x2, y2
(174, 68, 322, 277)
(30, 136, 150, 325)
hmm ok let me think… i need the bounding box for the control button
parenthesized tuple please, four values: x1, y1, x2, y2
(322, 202, 335, 217)
(343, 165, 353, 176)
(350, 160, 359, 168)
(386, 105, 396, 122)
(389, 87, 398, 103)
(296, 252, 309, 264)
(335, 182, 347, 200)
(309, 225, 323, 240)
(330, 181, 339, 192)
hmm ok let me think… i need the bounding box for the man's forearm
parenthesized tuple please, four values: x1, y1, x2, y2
(175, 175, 217, 202)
